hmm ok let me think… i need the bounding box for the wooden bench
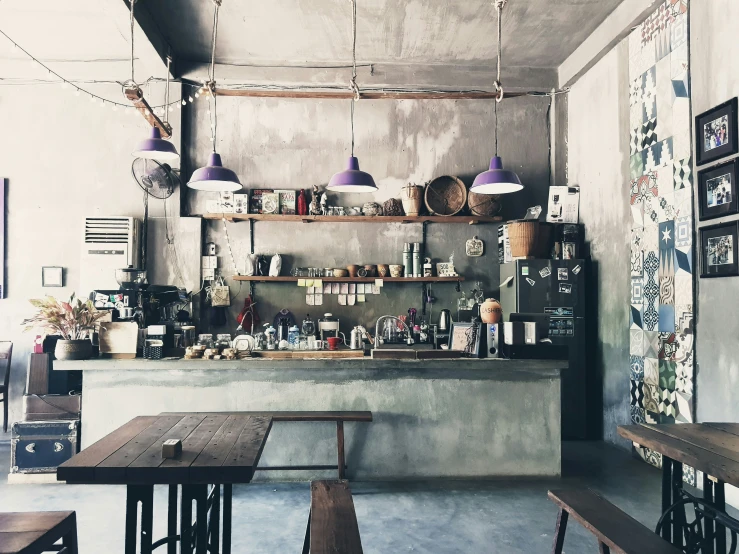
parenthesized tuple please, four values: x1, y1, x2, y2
(162, 411, 372, 479)
(0, 511, 78, 554)
(548, 489, 682, 554)
(302, 480, 363, 554)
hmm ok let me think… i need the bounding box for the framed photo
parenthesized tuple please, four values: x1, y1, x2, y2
(0, 178, 5, 299)
(42, 266, 64, 287)
(698, 159, 739, 220)
(700, 222, 739, 278)
(695, 98, 738, 166)
(448, 322, 481, 357)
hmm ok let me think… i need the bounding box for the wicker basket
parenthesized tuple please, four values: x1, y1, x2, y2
(467, 191, 502, 217)
(424, 176, 467, 216)
(507, 220, 540, 258)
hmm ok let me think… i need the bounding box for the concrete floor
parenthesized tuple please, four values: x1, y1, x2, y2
(0, 441, 682, 553)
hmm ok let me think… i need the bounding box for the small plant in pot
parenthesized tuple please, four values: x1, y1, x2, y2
(22, 295, 106, 360)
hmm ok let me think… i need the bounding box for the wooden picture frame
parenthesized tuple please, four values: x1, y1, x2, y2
(42, 267, 64, 287)
(448, 322, 481, 357)
(695, 98, 739, 166)
(698, 159, 739, 220)
(700, 221, 739, 278)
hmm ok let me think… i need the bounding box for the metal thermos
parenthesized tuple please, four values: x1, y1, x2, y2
(403, 243, 412, 278)
(438, 309, 452, 332)
(350, 326, 364, 350)
(412, 242, 421, 277)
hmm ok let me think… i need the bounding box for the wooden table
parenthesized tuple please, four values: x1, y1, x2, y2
(619, 423, 739, 554)
(58, 414, 272, 554)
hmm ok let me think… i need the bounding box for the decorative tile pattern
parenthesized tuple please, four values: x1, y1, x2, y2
(628, 0, 694, 475)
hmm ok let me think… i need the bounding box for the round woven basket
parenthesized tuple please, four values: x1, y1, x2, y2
(507, 220, 540, 258)
(424, 176, 467, 216)
(467, 191, 502, 217)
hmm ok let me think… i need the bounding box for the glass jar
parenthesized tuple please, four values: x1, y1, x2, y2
(215, 334, 232, 351)
(288, 326, 300, 350)
(196, 334, 214, 349)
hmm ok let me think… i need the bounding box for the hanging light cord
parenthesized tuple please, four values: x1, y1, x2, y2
(348, 0, 360, 156)
(129, 0, 136, 85)
(493, 0, 506, 157)
(164, 55, 171, 125)
(207, 0, 222, 152)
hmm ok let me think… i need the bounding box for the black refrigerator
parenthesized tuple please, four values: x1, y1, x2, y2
(499, 259, 591, 440)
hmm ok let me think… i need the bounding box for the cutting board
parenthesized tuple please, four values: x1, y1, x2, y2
(251, 350, 365, 359)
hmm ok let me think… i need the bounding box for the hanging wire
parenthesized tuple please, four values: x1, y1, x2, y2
(129, 0, 136, 84)
(348, 0, 360, 155)
(493, 0, 506, 156)
(350, 100, 355, 157)
(206, 0, 222, 152)
(164, 55, 172, 125)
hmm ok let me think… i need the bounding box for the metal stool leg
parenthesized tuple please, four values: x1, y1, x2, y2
(337, 421, 345, 480)
(62, 512, 78, 554)
(167, 485, 178, 554)
(181, 486, 195, 554)
(209, 485, 221, 554)
(223, 484, 233, 554)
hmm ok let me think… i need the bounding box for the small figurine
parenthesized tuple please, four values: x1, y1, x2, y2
(320, 193, 328, 215)
(309, 184, 322, 216)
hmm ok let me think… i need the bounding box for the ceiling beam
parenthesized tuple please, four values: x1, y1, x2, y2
(558, 0, 662, 88)
(180, 61, 558, 94)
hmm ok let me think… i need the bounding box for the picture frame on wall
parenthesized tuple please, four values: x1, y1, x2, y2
(0, 178, 5, 299)
(695, 97, 739, 166)
(700, 222, 739, 278)
(41, 267, 64, 287)
(697, 159, 739, 220)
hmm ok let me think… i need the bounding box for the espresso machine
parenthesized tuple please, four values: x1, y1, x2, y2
(91, 266, 182, 329)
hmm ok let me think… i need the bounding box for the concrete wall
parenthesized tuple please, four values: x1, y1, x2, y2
(184, 95, 554, 333)
(0, 83, 200, 437)
(691, 0, 739, 424)
(567, 42, 632, 446)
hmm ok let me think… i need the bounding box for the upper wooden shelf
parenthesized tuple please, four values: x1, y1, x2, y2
(203, 213, 502, 225)
(232, 276, 464, 283)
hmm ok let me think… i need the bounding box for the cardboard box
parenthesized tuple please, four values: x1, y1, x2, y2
(261, 192, 280, 214)
(546, 186, 580, 224)
(219, 192, 235, 213)
(249, 189, 273, 214)
(234, 193, 249, 214)
(22, 394, 81, 421)
(275, 190, 296, 214)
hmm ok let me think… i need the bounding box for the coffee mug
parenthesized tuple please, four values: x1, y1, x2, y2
(327, 336, 343, 350)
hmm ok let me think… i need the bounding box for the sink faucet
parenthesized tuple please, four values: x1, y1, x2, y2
(374, 315, 414, 348)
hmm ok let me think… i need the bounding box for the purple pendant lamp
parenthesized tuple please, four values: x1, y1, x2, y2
(187, 152, 242, 192)
(471, 0, 522, 196)
(132, 127, 179, 161)
(471, 155, 523, 194)
(328, 155, 377, 192)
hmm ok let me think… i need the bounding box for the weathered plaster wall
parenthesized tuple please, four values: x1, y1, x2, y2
(184, 95, 554, 332)
(0, 83, 200, 437)
(567, 42, 632, 446)
(690, 0, 739, 424)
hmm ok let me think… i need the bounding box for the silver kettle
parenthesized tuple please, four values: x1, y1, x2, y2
(438, 309, 452, 332)
(350, 326, 365, 350)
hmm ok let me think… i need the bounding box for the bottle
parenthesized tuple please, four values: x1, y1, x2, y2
(288, 325, 300, 349)
(265, 325, 277, 350)
(297, 189, 308, 216)
(403, 243, 412, 278)
(412, 242, 421, 277)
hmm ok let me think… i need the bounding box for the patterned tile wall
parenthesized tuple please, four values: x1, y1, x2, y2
(627, 0, 695, 478)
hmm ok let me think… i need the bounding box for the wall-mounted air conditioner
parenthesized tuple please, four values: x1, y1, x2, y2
(80, 217, 141, 295)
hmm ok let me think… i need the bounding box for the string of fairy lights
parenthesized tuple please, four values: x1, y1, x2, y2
(0, 28, 209, 117)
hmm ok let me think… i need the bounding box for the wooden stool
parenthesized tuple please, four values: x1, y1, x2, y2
(303, 480, 363, 554)
(0, 511, 78, 554)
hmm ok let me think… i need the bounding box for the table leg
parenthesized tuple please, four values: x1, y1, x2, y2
(125, 485, 154, 554)
(703, 473, 715, 554)
(670, 459, 684, 549)
(209, 485, 221, 554)
(715, 481, 727, 554)
(661, 457, 673, 543)
(337, 421, 345, 480)
(195, 486, 208, 554)
(181, 486, 194, 554)
(223, 484, 232, 554)
(167, 485, 178, 554)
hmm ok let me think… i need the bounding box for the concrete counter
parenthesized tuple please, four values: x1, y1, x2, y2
(59, 357, 564, 479)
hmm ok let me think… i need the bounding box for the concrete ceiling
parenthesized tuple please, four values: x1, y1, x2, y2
(145, 0, 623, 69)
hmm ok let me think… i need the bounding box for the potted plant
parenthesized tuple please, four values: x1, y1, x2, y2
(22, 295, 106, 360)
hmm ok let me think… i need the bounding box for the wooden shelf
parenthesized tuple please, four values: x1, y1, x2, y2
(232, 276, 464, 283)
(203, 213, 501, 225)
